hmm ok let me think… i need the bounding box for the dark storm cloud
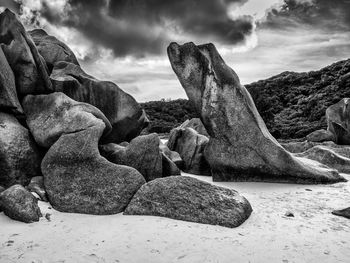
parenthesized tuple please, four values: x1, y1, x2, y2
(261, 0, 350, 30)
(28, 0, 254, 57)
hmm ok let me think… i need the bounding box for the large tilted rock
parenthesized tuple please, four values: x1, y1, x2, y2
(22, 92, 112, 148)
(0, 112, 42, 188)
(124, 176, 252, 228)
(326, 98, 350, 145)
(29, 29, 79, 72)
(0, 185, 42, 223)
(167, 42, 345, 183)
(100, 134, 164, 181)
(0, 9, 52, 95)
(50, 61, 149, 143)
(332, 207, 350, 219)
(167, 127, 211, 175)
(24, 92, 145, 214)
(0, 47, 23, 114)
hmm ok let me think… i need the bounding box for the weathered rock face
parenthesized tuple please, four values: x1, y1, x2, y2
(29, 29, 79, 72)
(332, 207, 350, 219)
(0, 113, 42, 188)
(124, 176, 252, 228)
(0, 47, 23, 114)
(23, 92, 145, 214)
(180, 118, 209, 137)
(159, 141, 184, 169)
(168, 42, 345, 184)
(26, 176, 47, 202)
(22, 92, 112, 148)
(306, 129, 334, 143)
(100, 134, 163, 181)
(167, 127, 210, 175)
(326, 98, 350, 145)
(0, 185, 42, 223)
(50, 61, 148, 143)
(42, 124, 146, 215)
(295, 146, 350, 173)
(0, 9, 52, 95)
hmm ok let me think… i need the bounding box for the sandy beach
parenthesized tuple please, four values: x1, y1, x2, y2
(0, 173, 349, 263)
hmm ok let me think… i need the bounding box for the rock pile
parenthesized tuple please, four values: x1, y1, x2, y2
(0, 10, 251, 227)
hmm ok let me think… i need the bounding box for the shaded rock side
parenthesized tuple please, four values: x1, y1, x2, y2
(124, 176, 252, 228)
(180, 118, 209, 137)
(22, 92, 112, 148)
(0, 112, 42, 188)
(167, 42, 345, 184)
(326, 98, 350, 145)
(0, 184, 42, 223)
(0, 47, 23, 114)
(332, 207, 350, 219)
(159, 141, 184, 169)
(167, 127, 210, 175)
(0, 9, 52, 95)
(26, 176, 47, 202)
(100, 134, 164, 181)
(29, 29, 79, 72)
(50, 61, 148, 143)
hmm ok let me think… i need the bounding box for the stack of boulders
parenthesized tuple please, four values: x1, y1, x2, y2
(0, 9, 252, 228)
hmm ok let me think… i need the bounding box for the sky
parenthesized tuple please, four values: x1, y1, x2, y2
(0, 0, 349, 102)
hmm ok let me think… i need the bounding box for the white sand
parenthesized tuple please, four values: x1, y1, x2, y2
(0, 173, 349, 263)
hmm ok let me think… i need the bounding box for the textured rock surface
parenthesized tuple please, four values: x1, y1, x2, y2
(50, 61, 148, 143)
(332, 207, 350, 219)
(42, 123, 145, 214)
(22, 92, 111, 148)
(0, 185, 42, 223)
(168, 42, 345, 184)
(326, 98, 350, 145)
(100, 134, 163, 181)
(26, 176, 47, 202)
(0, 112, 42, 188)
(180, 118, 209, 137)
(167, 127, 210, 175)
(23, 92, 146, 214)
(306, 129, 334, 143)
(159, 141, 183, 170)
(29, 29, 79, 72)
(0, 9, 52, 95)
(161, 153, 181, 177)
(295, 146, 350, 173)
(124, 176, 252, 228)
(0, 47, 23, 114)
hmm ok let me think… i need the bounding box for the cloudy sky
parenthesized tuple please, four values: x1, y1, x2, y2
(1, 0, 349, 101)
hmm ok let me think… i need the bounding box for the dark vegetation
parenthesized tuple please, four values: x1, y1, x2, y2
(142, 59, 350, 139)
(246, 59, 350, 139)
(141, 99, 198, 134)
